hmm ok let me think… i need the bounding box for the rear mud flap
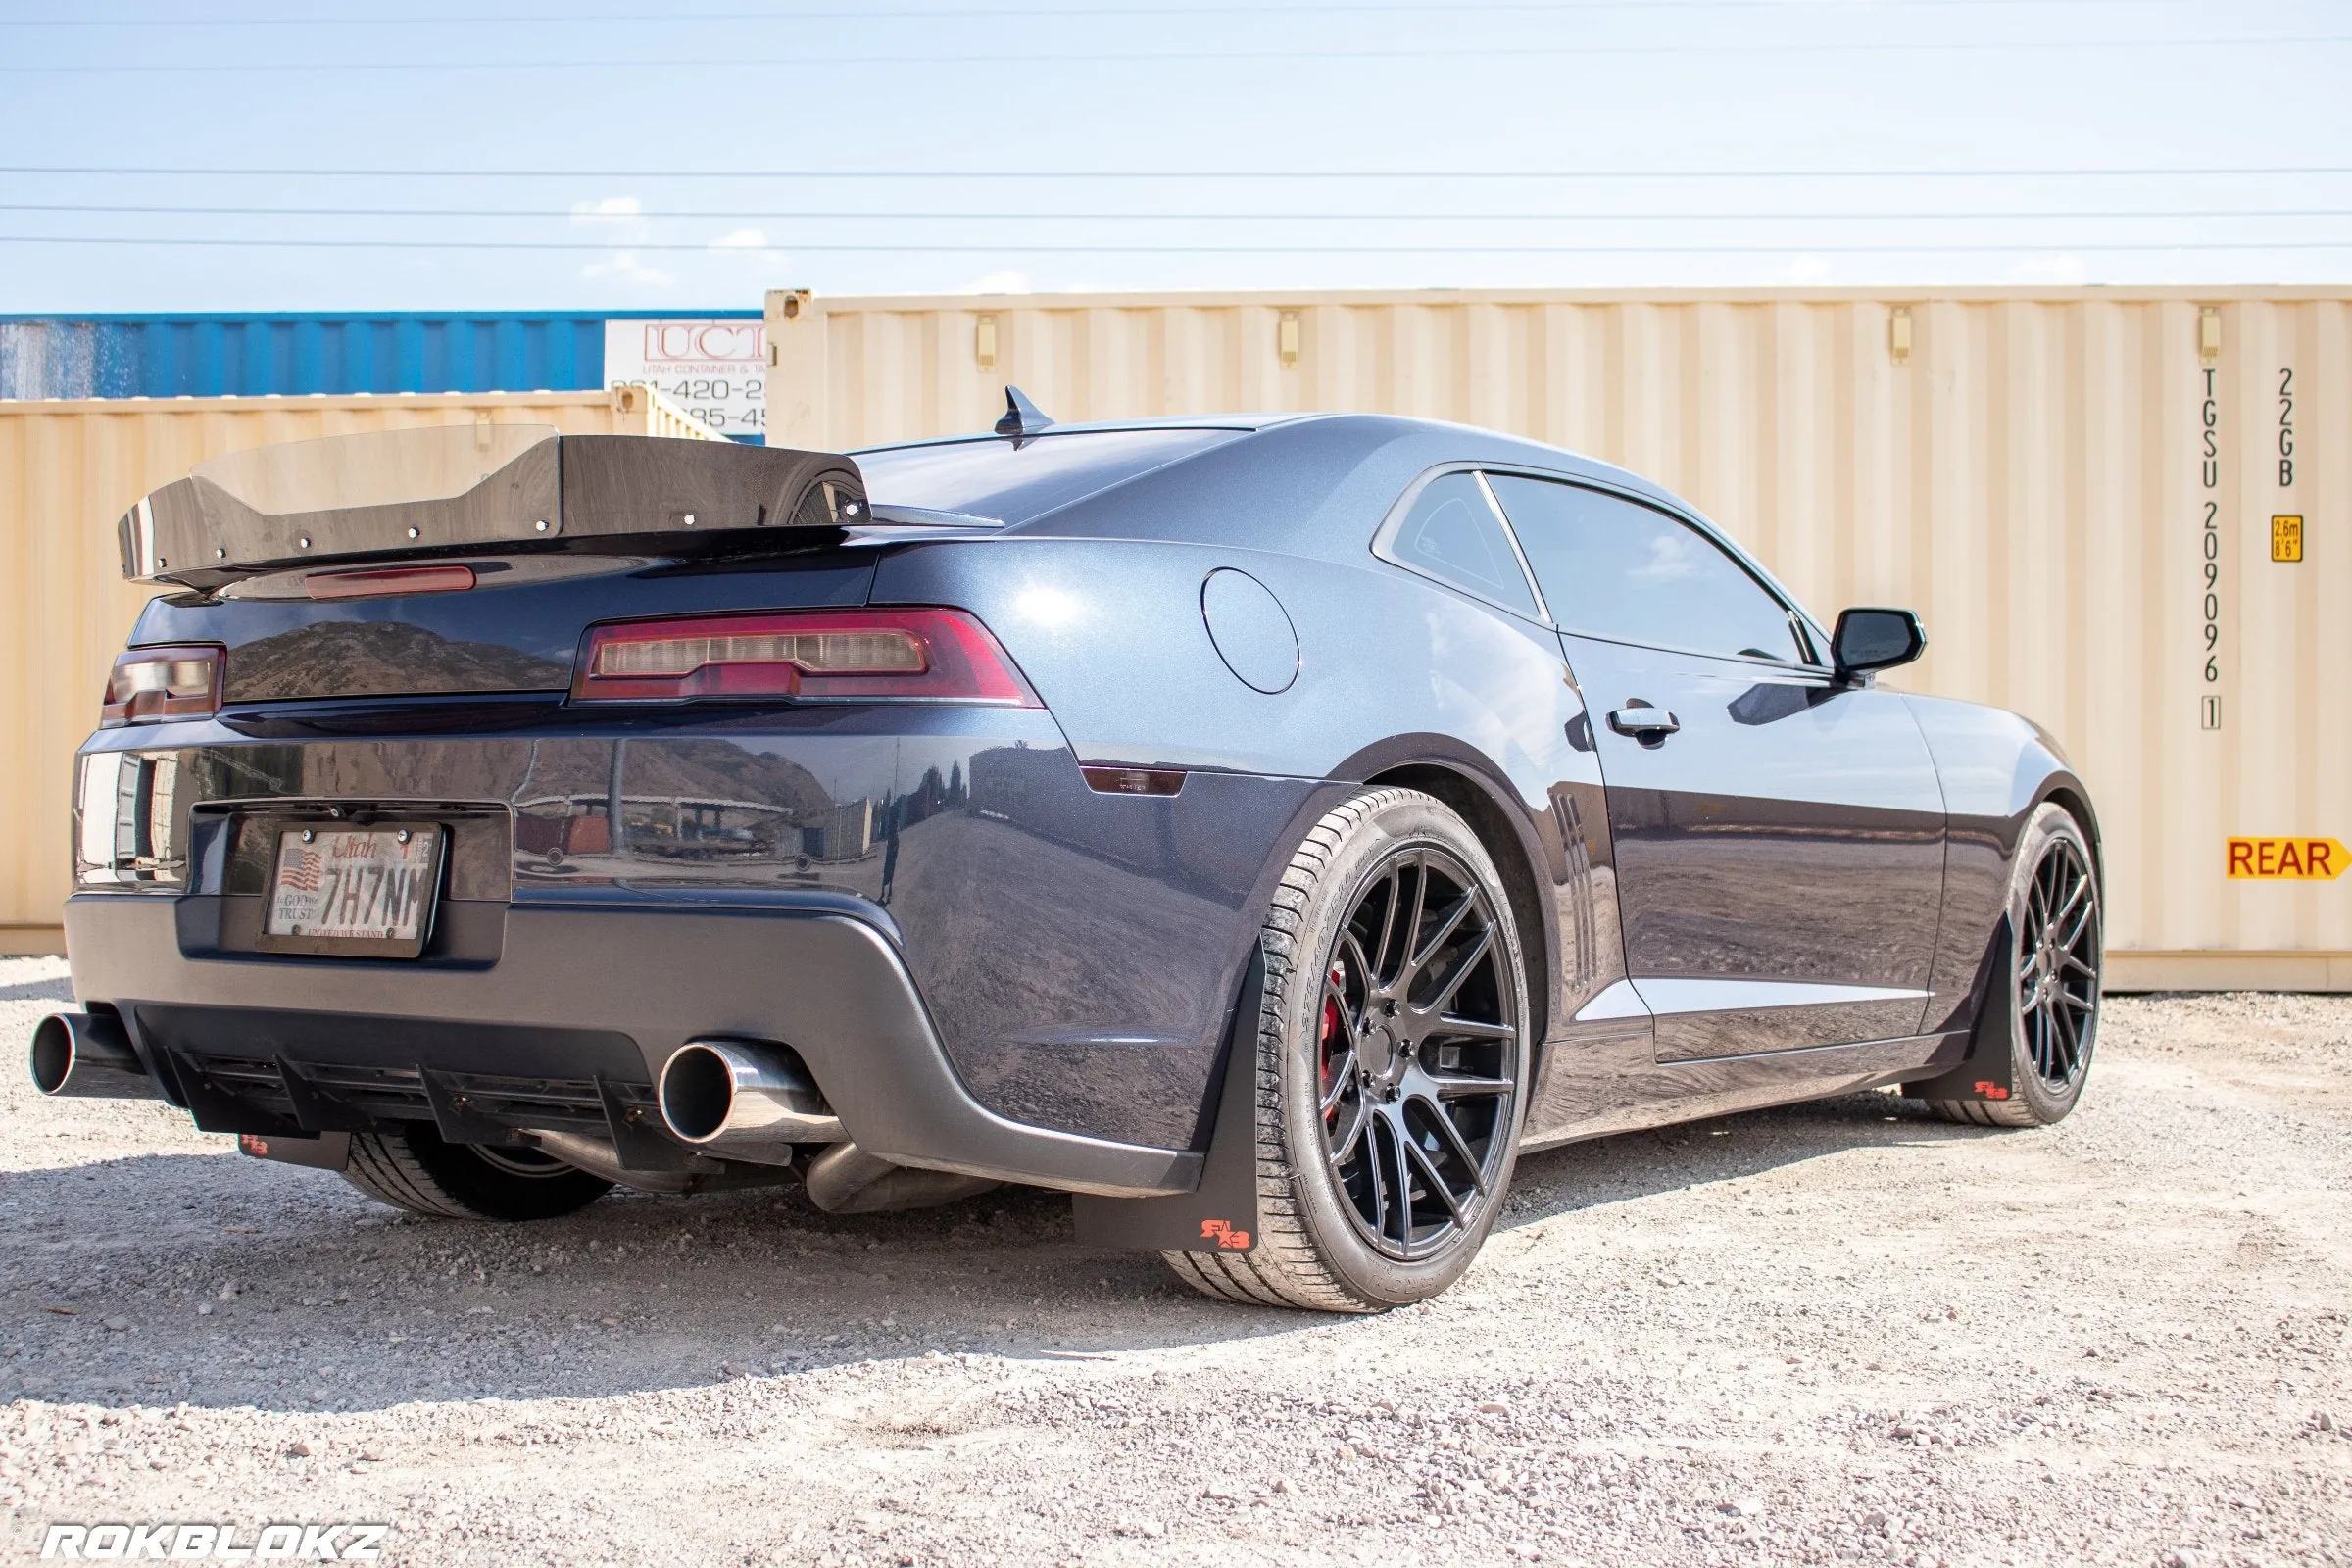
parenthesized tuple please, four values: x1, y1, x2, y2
(1072, 959, 1263, 1255)
(237, 1131, 352, 1171)
(1903, 916, 2018, 1104)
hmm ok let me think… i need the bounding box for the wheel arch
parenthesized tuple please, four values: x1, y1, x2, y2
(1348, 748, 1559, 1053)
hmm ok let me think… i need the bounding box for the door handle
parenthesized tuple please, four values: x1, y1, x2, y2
(1607, 705, 1681, 740)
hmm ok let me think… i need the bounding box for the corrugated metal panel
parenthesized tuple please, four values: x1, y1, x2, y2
(0, 311, 759, 402)
(0, 388, 712, 948)
(770, 285, 2352, 987)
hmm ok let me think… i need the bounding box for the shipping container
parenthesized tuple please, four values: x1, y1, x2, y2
(0, 310, 758, 402)
(768, 284, 2352, 990)
(0, 387, 716, 951)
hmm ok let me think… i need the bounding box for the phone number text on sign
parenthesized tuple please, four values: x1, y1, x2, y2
(605, 318, 765, 441)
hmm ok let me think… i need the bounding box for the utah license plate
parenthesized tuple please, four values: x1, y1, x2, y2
(261, 826, 443, 958)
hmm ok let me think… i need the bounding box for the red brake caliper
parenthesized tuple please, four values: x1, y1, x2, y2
(1320, 960, 1347, 1123)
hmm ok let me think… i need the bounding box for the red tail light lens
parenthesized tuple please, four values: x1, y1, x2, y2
(101, 645, 223, 726)
(572, 608, 1041, 706)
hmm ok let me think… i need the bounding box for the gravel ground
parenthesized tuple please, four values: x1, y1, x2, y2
(1, 955, 2346, 1567)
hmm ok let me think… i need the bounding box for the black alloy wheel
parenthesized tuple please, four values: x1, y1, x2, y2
(1926, 802, 2101, 1129)
(1159, 787, 1531, 1312)
(1315, 848, 1520, 1261)
(2017, 829, 2099, 1092)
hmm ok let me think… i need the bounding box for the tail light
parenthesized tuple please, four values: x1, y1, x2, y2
(571, 608, 1041, 706)
(101, 645, 222, 726)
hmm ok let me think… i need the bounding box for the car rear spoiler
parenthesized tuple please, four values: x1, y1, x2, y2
(116, 426, 867, 586)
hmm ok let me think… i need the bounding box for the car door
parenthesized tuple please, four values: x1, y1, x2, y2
(1484, 472, 1947, 1062)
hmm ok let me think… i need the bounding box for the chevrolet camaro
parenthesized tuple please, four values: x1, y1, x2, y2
(31, 392, 2102, 1312)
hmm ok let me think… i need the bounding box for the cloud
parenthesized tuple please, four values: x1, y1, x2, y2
(1781, 254, 1836, 284)
(582, 251, 676, 288)
(707, 227, 791, 272)
(960, 270, 1033, 295)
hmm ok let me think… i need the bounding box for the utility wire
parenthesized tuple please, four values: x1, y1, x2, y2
(5, 203, 2347, 221)
(0, 0, 2269, 23)
(3, 166, 2347, 181)
(3, 234, 2346, 254)
(2, 36, 2344, 71)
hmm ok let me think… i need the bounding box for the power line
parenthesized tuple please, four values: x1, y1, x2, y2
(29, 203, 2352, 223)
(2, 36, 2344, 71)
(4, 233, 2346, 254)
(4, 166, 2347, 181)
(0, 0, 2261, 23)
(5, 202, 2348, 222)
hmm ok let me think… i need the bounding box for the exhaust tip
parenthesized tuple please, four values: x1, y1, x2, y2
(658, 1042, 736, 1144)
(29, 1014, 75, 1096)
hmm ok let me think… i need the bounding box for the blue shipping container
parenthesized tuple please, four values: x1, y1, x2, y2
(0, 310, 760, 402)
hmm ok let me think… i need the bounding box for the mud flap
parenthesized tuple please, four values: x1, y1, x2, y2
(1902, 916, 2018, 1104)
(1072, 958, 1264, 1256)
(237, 1131, 352, 1171)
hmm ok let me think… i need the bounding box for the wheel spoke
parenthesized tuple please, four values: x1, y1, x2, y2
(1431, 1014, 1516, 1042)
(1411, 1095, 1488, 1191)
(1396, 858, 1430, 987)
(1401, 1134, 1470, 1226)
(1369, 865, 1404, 982)
(1425, 1072, 1513, 1099)
(1403, 891, 1479, 983)
(1320, 1048, 1359, 1117)
(1422, 927, 1494, 1013)
(1362, 1108, 1394, 1238)
(1328, 1093, 1372, 1164)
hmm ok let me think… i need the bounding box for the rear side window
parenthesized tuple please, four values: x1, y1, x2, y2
(855, 428, 1242, 525)
(1486, 474, 1806, 663)
(1384, 472, 1540, 618)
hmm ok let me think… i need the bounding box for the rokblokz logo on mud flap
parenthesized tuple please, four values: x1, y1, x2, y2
(40, 1522, 386, 1560)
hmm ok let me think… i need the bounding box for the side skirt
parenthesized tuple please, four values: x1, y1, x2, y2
(1521, 1027, 1967, 1152)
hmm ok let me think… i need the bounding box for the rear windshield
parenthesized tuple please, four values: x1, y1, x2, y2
(855, 428, 1243, 525)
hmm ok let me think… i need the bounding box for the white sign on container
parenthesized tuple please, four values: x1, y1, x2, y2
(603, 318, 765, 441)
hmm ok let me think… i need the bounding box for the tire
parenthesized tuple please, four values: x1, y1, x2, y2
(342, 1121, 613, 1221)
(1928, 802, 2101, 1129)
(1162, 787, 1532, 1311)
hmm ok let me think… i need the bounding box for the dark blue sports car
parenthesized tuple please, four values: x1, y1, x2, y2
(35, 391, 2102, 1311)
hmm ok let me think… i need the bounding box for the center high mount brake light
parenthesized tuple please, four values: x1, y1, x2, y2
(571, 608, 1041, 706)
(101, 645, 222, 726)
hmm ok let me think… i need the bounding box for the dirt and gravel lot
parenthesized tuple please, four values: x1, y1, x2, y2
(1, 954, 2345, 1567)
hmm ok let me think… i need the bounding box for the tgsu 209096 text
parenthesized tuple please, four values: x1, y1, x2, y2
(33, 391, 2102, 1310)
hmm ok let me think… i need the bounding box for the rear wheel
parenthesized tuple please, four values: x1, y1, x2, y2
(1163, 788, 1530, 1311)
(342, 1122, 613, 1221)
(1929, 803, 2101, 1128)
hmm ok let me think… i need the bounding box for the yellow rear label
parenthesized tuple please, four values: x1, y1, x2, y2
(2227, 837, 2347, 879)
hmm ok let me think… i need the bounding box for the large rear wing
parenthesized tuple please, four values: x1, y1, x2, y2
(117, 425, 866, 585)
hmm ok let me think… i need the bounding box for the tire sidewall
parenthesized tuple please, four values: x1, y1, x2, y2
(1273, 792, 1531, 1306)
(2004, 803, 2100, 1124)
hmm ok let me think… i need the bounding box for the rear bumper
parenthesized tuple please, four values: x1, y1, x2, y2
(65, 893, 1200, 1198)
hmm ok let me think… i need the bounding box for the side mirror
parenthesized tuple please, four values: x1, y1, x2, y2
(1832, 607, 1927, 679)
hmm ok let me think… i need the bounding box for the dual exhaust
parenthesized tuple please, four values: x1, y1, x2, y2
(26, 1017, 988, 1213)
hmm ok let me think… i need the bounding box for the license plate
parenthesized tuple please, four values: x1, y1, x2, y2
(259, 826, 443, 958)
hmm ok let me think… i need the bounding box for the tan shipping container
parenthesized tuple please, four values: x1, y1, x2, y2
(0, 387, 716, 952)
(769, 284, 2351, 990)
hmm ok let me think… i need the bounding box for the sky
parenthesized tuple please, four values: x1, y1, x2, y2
(0, 0, 2345, 313)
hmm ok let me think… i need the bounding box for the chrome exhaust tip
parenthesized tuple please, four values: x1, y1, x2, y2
(29, 1011, 163, 1101)
(657, 1038, 844, 1151)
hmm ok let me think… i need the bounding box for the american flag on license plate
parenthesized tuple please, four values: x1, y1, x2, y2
(280, 847, 324, 893)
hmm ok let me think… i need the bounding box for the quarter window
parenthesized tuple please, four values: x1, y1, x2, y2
(1486, 474, 1806, 662)
(1385, 472, 1540, 618)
